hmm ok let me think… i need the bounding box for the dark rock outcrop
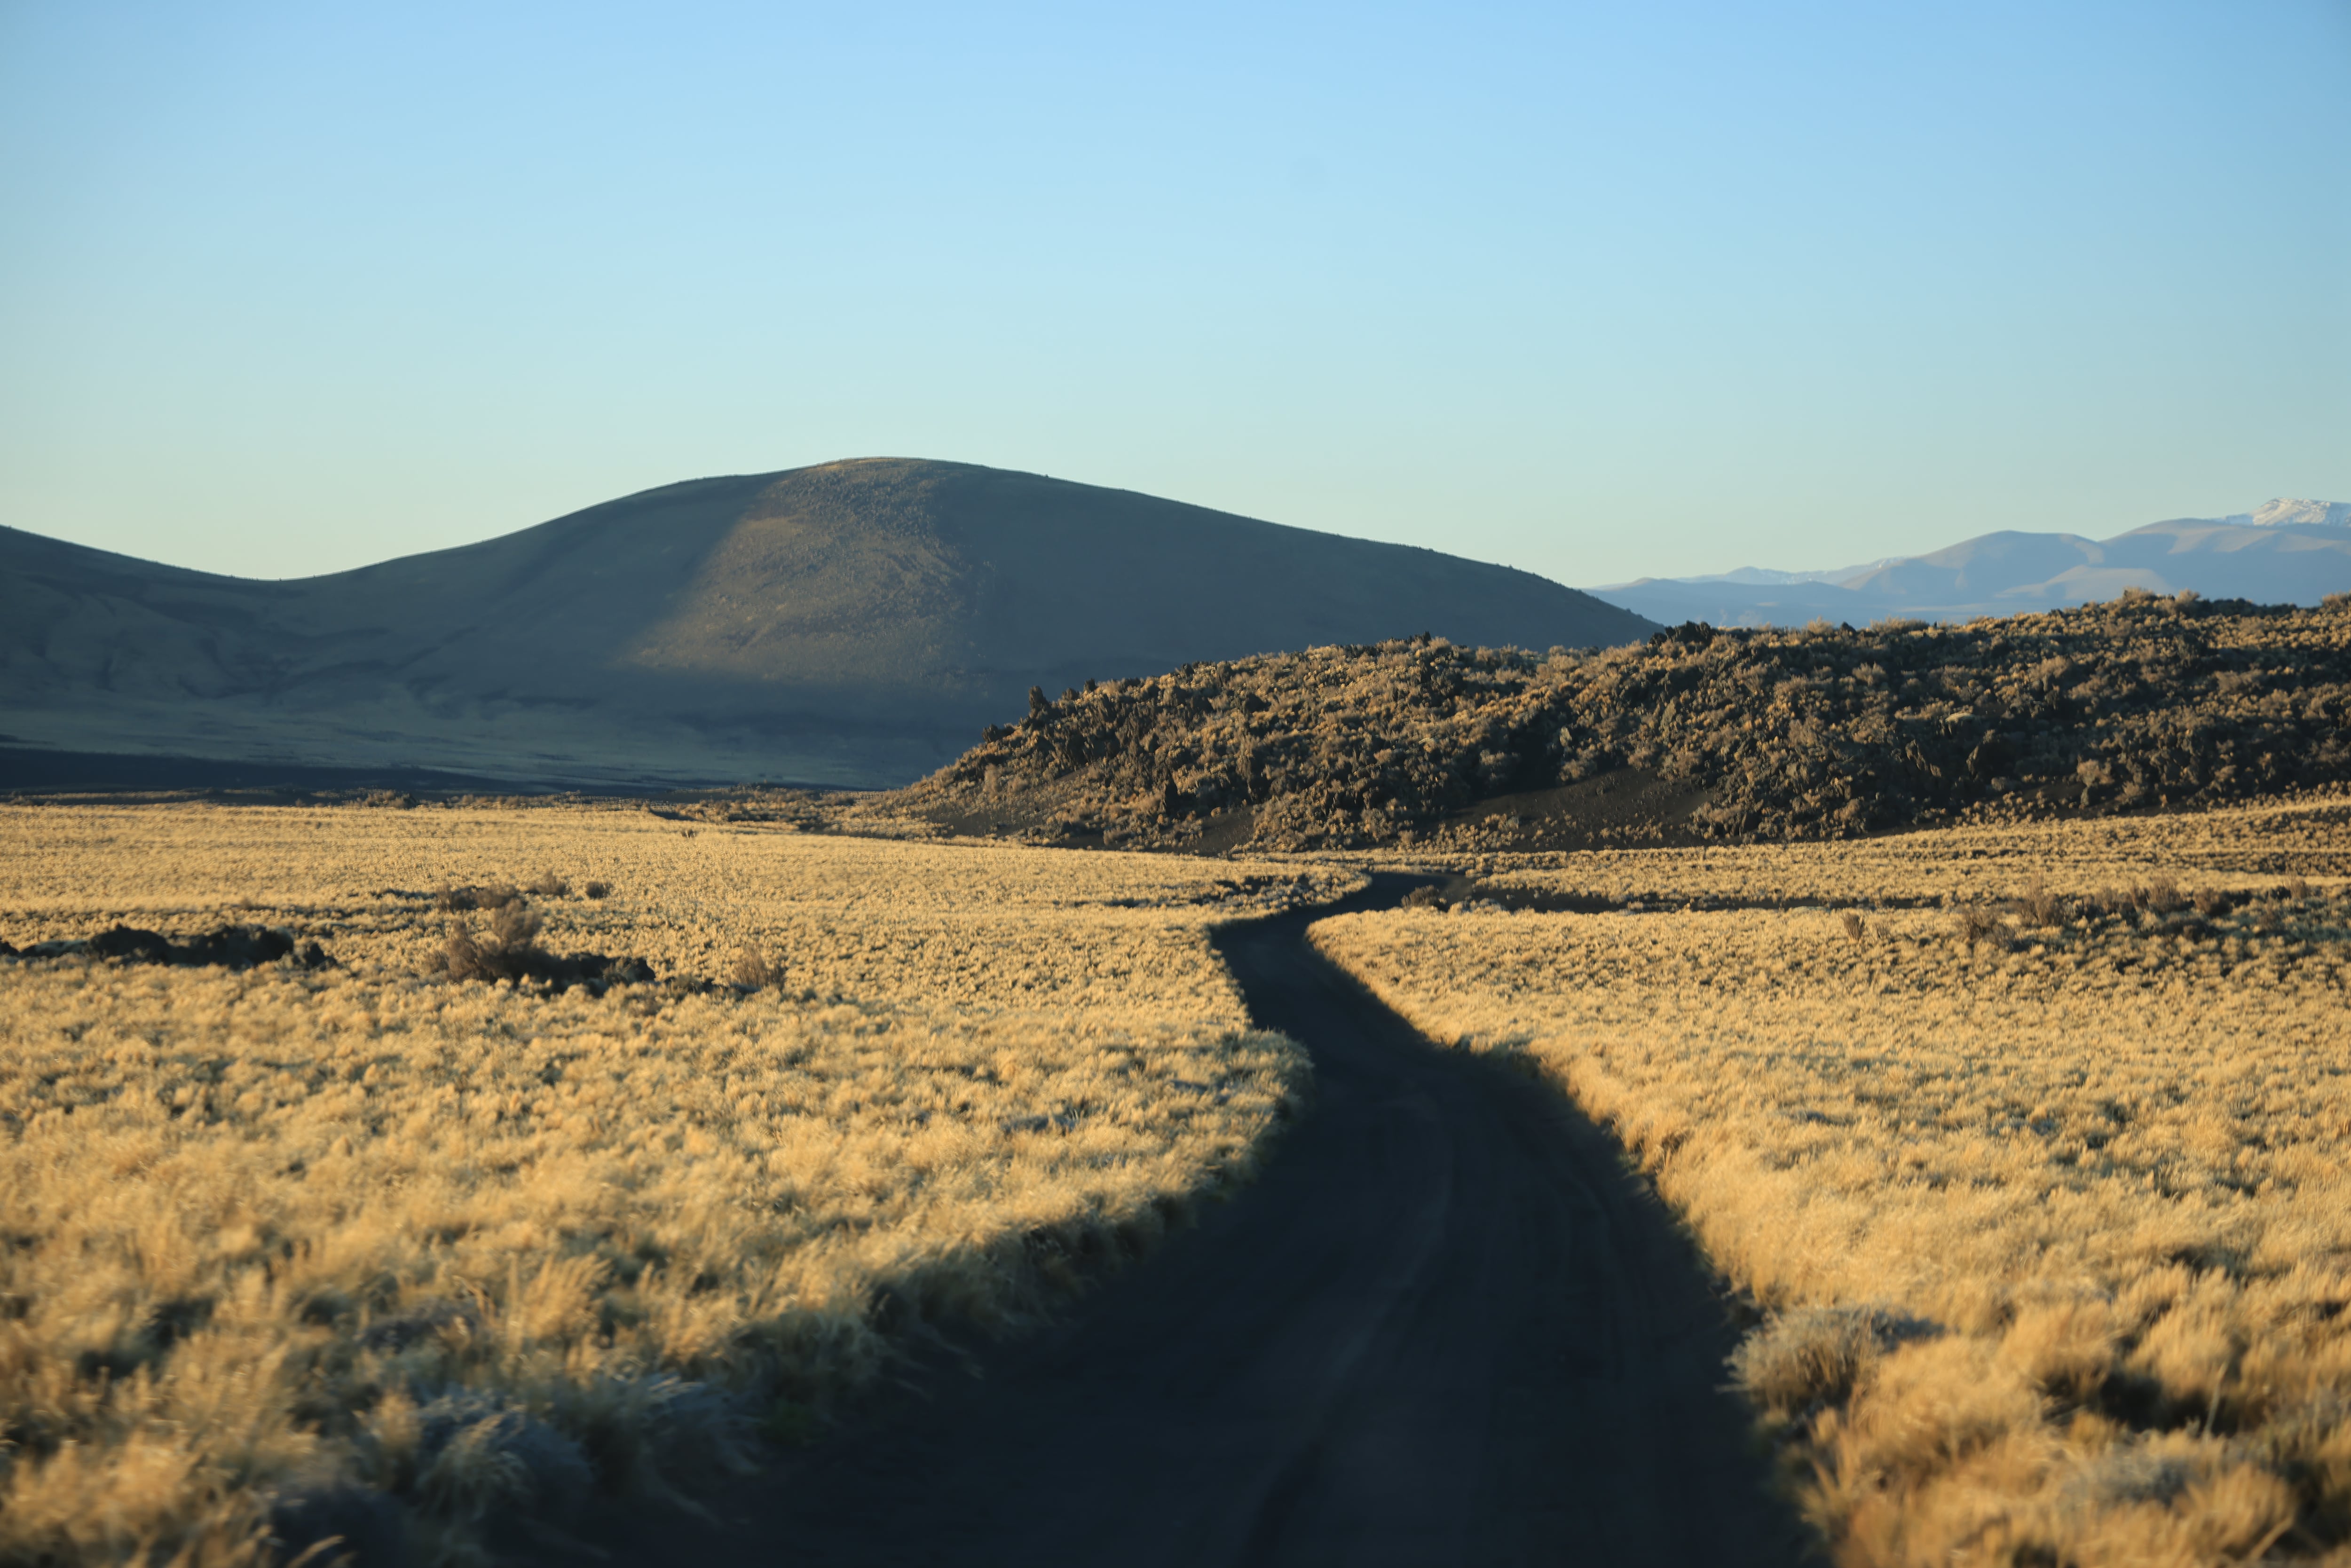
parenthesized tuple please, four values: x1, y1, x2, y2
(4, 923, 337, 969)
(897, 594, 2351, 852)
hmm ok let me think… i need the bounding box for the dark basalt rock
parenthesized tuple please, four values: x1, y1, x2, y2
(895, 595, 2351, 853)
(5, 923, 338, 970)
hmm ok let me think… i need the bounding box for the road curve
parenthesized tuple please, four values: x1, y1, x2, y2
(527, 875, 1810, 1567)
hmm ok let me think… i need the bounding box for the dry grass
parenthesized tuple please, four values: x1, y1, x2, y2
(0, 804, 1350, 1566)
(1407, 794, 2351, 908)
(1319, 799, 2351, 1566)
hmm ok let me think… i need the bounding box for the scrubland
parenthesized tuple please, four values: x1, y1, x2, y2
(1445, 795, 2351, 907)
(0, 804, 1345, 1566)
(1317, 797, 2351, 1565)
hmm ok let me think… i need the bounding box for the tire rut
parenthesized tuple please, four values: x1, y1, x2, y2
(521, 873, 1811, 1567)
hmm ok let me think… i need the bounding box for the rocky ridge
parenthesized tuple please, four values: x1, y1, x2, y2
(892, 592, 2351, 853)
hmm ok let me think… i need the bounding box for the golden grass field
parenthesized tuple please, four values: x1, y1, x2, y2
(0, 803, 1350, 1566)
(1378, 794, 2351, 905)
(1316, 796, 2351, 1567)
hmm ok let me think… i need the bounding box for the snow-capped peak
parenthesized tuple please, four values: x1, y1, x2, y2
(2225, 498, 2351, 529)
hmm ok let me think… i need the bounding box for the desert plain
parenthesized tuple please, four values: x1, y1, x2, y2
(1, 785, 2347, 1566)
(0, 803, 1344, 1563)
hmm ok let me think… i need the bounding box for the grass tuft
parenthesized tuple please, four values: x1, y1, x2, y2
(728, 943, 783, 990)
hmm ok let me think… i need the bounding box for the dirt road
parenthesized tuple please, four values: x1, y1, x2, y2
(530, 876, 1809, 1566)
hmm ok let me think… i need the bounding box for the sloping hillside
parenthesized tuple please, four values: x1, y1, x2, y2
(1594, 498, 2351, 626)
(0, 459, 1653, 788)
(895, 591, 2351, 853)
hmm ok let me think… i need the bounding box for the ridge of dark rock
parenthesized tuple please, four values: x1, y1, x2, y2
(896, 593, 2351, 852)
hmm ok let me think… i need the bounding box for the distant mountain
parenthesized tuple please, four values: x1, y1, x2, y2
(0, 458, 1653, 789)
(1590, 499, 2351, 628)
(1657, 561, 1900, 588)
(2231, 499, 2351, 529)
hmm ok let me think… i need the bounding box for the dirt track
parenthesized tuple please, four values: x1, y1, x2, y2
(528, 875, 1809, 1567)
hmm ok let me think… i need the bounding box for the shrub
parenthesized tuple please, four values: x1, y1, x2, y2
(1732, 1305, 1940, 1418)
(2013, 878, 2063, 928)
(443, 923, 488, 979)
(729, 944, 782, 990)
(1840, 910, 1867, 942)
(436, 882, 521, 914)
(528, 872, 570, 898)
(1402, 885, 1448, 911)
(443, 903, 548, 983)
(2193, 886, 2236, 918)
(1951, 904, 2004, 948)
(583, 881, 612, 900)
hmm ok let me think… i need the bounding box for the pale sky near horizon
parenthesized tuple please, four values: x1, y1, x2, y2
(3, 0, 2345, 589)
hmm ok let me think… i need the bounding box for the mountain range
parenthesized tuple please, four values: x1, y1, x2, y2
(1588, 499, 2351, 628)
(0, 458, 1652, 790)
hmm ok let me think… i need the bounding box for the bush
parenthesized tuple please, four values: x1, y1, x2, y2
(444, 903, 548, 983)
(1732, 1305, 1941, 1418)
(528, 872, 570, 898)
(436, 882, 520, 914)
(1951, 904, 2004, 948)
(2013, 878, 2063, 928)
(583, 881, 612, 900)
(730, 944, 782, 990)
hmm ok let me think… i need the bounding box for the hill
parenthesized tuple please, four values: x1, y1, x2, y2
(1592, 498, 2351, 627)
(891, 591, 2351, 853)
(0, 459, 1654, 789)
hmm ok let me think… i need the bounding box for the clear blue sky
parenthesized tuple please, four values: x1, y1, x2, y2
(3, 0, 2344, 587)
